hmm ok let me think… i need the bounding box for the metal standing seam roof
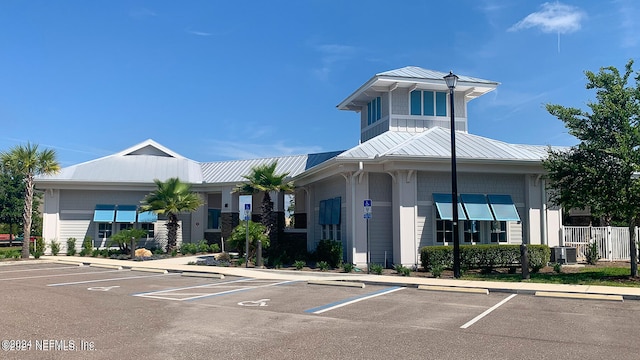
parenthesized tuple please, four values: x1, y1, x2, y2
(337, 127, 562, 161)
(377, 66, 498, 85)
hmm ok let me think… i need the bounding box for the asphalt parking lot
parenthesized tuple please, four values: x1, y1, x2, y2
(2, 262, 640, 359)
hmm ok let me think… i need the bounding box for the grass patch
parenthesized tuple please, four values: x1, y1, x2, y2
(463, 267, 639, 287)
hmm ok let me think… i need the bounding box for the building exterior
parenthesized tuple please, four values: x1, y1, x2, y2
(36, 66, 564, 267)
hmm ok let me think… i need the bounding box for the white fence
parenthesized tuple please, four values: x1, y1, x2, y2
(562, 226, 639, 261)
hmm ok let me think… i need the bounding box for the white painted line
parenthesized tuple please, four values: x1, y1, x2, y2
(0, 266, 82, 274)
(182, 280, 297, 301)
(132, 278, 253, 297)
(460, 294, 517, 329)
(0, 269, 122, 282)
(305, 287, 405, 314)
(48, 272, 179, 287)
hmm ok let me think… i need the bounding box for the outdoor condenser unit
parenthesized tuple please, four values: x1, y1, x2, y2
(551, 246, 577, 264)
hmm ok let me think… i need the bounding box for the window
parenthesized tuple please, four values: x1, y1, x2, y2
(436, 219, 453, 243)
(98, 223, 112, 239)
(490, 221, 507, 243)
(410, 90, 447, 116)
(208, 209, 221, 229)
(141, 223, 155, 239)
(464, 220, 480, 243)
(319, 197, 341, 240)
(367, 97, 381, 125)
(119, 223, 132, 231)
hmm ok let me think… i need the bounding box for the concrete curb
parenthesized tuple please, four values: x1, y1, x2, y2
(417, 285, 489, 294)
(535, 291, 624, 302)
(308, 280, 366, 288)
(181, 272, 225, 279)
(89, 263, 123, 270)
(129, 267, 168, 274)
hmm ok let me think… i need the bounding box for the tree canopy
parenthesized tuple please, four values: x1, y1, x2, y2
(543, 59, 640, 276)
(0, 143, 60, 258)
(139, 177, 202, 253)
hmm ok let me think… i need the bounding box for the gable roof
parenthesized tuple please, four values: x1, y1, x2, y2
(37, 139, 203, 184)
(336, 127, 563, 162)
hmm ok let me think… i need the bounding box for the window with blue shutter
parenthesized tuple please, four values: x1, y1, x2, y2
(435, 92, 447, 116)
(423, 91, 434, 116)
(410, 90, 421, 115)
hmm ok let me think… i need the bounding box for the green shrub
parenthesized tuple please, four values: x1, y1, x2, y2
(110, 228, 147, 253)
(171, 249, 178, 257)
(209, 243, 220, 253)
(585, 241, 599, 265)
(66, 238, 77, 256)
(91, 249, 101, 257)
(50, 240, 60, 256)
(237, 256, 246, 266)
(30, 237, 45, 258)
(228, 221, 269, 259)
(197, 240, 210, 253)
(370, 263, 384, 275)
(180, 243, 198, 255)
(294, 260, 306, 270)
(80, 236, 93, 256)
(317, 261, 330, 271)
(342, 262, 354, 273)
(314, 240, 342, 268)
(420, 244, 550, 273)
(553, 262, 562, 273)
(394, 264, 411, 277)
(430, 264, 444, 278)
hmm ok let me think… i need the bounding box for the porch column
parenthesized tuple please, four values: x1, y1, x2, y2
(347, 171, 369, 266)
(391, 171, 418, 267)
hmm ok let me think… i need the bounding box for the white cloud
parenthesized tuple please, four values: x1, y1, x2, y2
(616, 0, 640, 48)
(509, 2, 586, 34)
(206, 140, 323, 160)
(311, 43, 357, 81)
(186, 29, 212, 37)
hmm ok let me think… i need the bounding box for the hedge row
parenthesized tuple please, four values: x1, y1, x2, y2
(420, 245, 551, 272)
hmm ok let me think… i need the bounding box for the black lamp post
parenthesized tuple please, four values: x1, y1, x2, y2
(444, 71, 461, 279)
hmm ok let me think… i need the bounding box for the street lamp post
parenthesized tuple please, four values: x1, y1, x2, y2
(444, 71, 461, 279)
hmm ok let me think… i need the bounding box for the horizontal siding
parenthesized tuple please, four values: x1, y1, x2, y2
(369, 205, 392, 267)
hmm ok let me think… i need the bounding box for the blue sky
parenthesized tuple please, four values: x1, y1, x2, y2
(1, 1, 639, 167)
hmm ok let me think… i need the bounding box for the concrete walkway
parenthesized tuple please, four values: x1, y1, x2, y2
(40, 255, 640, 300)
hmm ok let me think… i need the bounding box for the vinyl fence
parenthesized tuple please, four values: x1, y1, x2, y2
(562, 226, 640, 261)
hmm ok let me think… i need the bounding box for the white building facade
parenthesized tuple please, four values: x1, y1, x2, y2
(36, 66, 563, 266)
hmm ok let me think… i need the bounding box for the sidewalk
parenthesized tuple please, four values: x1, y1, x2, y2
(42, 255, 640, 300)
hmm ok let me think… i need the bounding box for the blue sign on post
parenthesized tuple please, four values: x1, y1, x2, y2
(364, 199, 372, 219)
(244, 204, 251, 221)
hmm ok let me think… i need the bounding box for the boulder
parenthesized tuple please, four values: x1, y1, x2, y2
(135, 248, 152, 257)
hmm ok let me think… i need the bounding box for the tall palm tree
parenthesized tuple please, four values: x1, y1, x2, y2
(0, 143, 60, 258)
(235, 161, 293, 248)
(140, 177, 202, 253)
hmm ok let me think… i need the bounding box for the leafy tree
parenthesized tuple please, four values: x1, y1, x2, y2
(110, 228, 148, 253)
(0, 143, 60, 258)
(0, 170, 25, 244)
(139, 177, 202, 253)
(543, 59, 640, 276)
(234, 162, 293, 249)
(228, 220, 269, 261)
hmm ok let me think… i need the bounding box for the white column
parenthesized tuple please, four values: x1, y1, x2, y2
(190, 192, 206, 242)
(392, 171, 418, 266)
(42, 189, 60, 252)
(351, 172, 369, 266)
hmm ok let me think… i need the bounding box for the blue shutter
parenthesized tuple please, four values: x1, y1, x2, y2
(319, 200, 326, 225)
(423, 91, 434, 116)
(376, 97, 381, 120)
(436, 92, 447, 116)
(410, 91, 421, 115)
(331, 197, 341, 224)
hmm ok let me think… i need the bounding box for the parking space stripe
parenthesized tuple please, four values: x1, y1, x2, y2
(0, 269, 122, 282)
(183, 280, 298, 302)
(47, 272, 179, 286)
(460, 294, 517, 329)
(131, 278, 252, 297)
(304, 286, 404, 314)
(0, 266, 81, 274)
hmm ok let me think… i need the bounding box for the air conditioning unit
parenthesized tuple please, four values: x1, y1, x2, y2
(551, 246, 577, 264)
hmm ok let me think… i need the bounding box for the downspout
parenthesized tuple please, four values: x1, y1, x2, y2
(540, 176, 548, 246)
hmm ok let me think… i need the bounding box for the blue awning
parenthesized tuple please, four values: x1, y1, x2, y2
(115, 205, 137, 223)
(460, 194, 494, 221)
(488, 195, 521, 221)
(433, 193, 468, 221)
(138, 211, 158, 223)
(93, 204, 115, 222)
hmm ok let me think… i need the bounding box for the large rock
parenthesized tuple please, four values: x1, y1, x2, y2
(135, 248, 152, 257)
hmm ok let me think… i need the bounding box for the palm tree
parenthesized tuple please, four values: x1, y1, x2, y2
(139, 177, 202, 253)
(235, 161, 293, 248)
(0, 143, 60, 259)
